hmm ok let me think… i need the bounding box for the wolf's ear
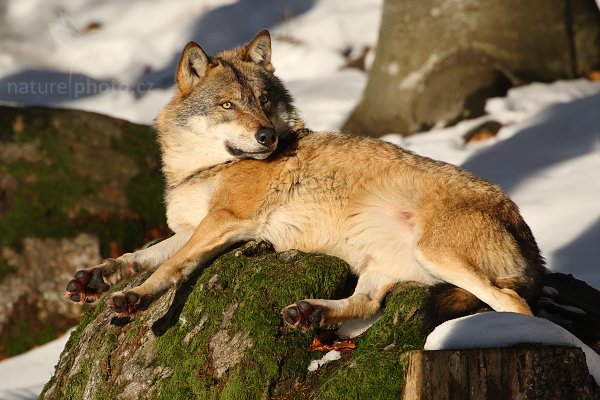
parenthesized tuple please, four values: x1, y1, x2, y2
(245, 29, 273, 72)
(176, 41, 210, 94)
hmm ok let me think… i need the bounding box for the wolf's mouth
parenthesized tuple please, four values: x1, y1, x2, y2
(225, 142, 273, 159)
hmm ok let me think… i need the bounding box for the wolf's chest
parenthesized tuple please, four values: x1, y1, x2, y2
(165, 180, 216, 232)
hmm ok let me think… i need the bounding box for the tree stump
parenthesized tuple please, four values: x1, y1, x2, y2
(402, 346, 600, 400)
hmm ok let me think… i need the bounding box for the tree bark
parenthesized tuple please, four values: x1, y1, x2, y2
(402, 346, 600, 400)
(344, 0, 600, 137)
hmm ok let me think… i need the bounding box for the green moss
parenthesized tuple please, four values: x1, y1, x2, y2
(153, 246, 349, 399)
(2, 108, 88, 243)
(309, 284, 429, 399)
(2, 132, 82, 246)
(3, 318, 59, 357)
(0, 106, 165, 251)
(112, 121, 167, 232)
(358, 284, 429, 350)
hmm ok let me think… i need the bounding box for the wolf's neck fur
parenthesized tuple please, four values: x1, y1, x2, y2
(157, 124, 230, 188)
(157, 121, 307, 189)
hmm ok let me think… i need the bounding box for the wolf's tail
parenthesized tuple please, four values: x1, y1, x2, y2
(425, 272, 600, 353)
(424, 283, 486, 333)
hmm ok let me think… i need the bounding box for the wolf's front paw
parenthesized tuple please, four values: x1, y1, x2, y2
(282, 300, 325, 329)
(65, 268, 110, 303)
(106, 291, 154, 315)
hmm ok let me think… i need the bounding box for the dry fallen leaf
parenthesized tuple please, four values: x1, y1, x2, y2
(309, 331, 357, 354)
(463, 120, 502, 144)
(467, 131, 497, 143)
(588, 71, 600, 82)
(109, 240, 123, 259)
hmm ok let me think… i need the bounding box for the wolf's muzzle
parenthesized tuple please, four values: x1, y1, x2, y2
(255, 128, 277, 148)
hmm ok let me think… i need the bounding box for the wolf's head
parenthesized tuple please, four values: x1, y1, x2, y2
(156, 30, 303, 183)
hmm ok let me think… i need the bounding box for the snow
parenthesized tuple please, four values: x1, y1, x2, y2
(308, 350, 342, 372)
(1, 0, 600, 397)
(425, 313, 600, 387)
(0, 0, 381, 128)
(0, 330, 72, 398)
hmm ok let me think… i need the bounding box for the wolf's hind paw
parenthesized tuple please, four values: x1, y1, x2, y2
(106, 291, 154, 315)
(282, 301, 325, 329)
(65, 268, 110, 303)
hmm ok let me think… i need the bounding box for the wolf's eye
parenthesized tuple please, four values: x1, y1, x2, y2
(259, 94, 269, 105)
(221, 101, 233, 109)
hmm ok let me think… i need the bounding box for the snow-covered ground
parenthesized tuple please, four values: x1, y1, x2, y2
(1, 0, 599, 397)
(0, 330, 72, 399)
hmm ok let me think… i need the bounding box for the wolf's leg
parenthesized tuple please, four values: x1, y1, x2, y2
(413, 247, 532, 315)
(106, 211, 258, 315)
(65, 231, 192, 303)
(282, 270, 397, 329)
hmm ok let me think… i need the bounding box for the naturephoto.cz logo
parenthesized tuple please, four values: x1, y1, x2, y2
(6, 78, 154, 99)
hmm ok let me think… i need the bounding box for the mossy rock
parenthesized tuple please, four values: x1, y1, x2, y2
(0, 105, 166, 252)
(41, 242, 430, 399)
(0, 105, 166, 357)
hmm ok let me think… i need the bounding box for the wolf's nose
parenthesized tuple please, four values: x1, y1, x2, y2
(255, 128, 277, 147)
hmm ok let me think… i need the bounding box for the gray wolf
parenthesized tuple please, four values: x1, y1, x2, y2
(66, 30, 545, 329)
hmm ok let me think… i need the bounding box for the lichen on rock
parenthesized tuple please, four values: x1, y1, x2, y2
(209, 328, 253, 378)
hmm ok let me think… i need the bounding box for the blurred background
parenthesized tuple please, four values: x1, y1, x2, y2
(0, 0, 599, 396)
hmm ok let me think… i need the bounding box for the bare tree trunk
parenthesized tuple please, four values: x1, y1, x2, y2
(344, 0, 600, 137)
